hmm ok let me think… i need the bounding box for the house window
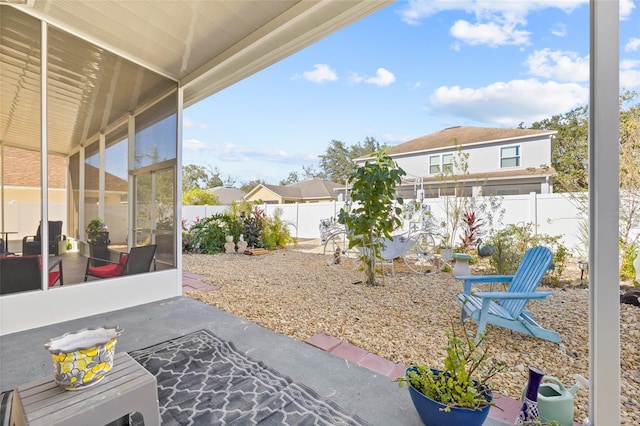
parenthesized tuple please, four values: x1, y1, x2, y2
(429, 156, 440, 174)
(430, 153, 454, 174)
(442, 153, 453, 173)
(501, 146, 520, 168)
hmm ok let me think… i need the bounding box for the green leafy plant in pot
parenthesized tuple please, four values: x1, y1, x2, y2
(397, 322, 506, 426)
(86, 218, 109, 245)
(86, 218, 110, 264)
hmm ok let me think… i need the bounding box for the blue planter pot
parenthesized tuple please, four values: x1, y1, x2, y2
(406, 367, 492, 426)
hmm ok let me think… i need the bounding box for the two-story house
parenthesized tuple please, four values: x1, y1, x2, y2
(355, 126, 557, 200)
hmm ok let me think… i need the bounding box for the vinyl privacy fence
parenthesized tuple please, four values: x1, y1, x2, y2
(182, 192, 600, 255)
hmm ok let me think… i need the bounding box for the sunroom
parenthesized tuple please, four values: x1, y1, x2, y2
(0, 0, 390, 334)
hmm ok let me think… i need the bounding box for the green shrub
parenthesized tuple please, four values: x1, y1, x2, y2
(620, 242, 638, 283)
(486, 223, 569, 285)
(261, 208, 292, 249)
(188, 214, 227, 253)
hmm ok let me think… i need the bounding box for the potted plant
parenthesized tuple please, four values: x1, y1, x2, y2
(397, 323, 506, 426)
(86, 218, 110, 264)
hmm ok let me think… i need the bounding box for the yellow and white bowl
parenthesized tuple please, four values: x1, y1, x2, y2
(44, 326, 123, 390)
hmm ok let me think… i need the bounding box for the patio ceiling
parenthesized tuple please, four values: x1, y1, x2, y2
(0, 0, 391, 156)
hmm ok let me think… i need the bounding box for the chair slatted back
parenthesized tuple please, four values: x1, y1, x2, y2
(0, 256, 41, 295)
(125, 245, 157, 275)
(499, 246, 553, 317)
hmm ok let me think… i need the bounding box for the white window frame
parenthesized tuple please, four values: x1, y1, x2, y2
(429, 155, 440, 174)
(500, 145, 521, 168)
(429, 153, 455, 175)
(442, 153, 454, 173)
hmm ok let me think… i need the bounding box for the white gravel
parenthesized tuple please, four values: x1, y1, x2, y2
(183, 241, 640, 425)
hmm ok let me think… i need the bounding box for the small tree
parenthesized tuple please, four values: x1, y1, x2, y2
(338, 148, 405, 286)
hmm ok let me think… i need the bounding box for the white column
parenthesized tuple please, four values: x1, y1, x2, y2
(589, 1, 620, 424)
(98, 133, 106, 219)
(176, 87, 184, 290)
(40, 21, 49, 290)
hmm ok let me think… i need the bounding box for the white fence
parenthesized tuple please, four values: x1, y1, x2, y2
(182, 192, 593, 254)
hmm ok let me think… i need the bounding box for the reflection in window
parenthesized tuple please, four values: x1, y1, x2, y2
(135, 93, 177, 168)
(501, 146, 520, 168)
(429, 155, 440, 174)
(84, 142, 100, 234)
(442, 153, 454, 173)
(105, 134, 128, 246)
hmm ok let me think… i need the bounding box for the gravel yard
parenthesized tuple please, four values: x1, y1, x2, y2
(183, 241, 640, 425)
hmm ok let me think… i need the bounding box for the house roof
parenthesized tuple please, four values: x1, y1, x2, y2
(384, 126, 557, 157)
(208, 187, 247, 205)
(246, 179, 343, 201)
(1, 1, 391, 157)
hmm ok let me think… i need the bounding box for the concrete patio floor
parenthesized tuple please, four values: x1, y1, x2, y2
(0, 294, 517, 425)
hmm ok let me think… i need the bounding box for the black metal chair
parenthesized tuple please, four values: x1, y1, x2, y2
(0, 255, 62, 295)
(22, 221, 66, 256)
(84, 244, 157, 281)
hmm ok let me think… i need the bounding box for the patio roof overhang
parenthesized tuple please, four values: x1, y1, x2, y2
(1, 0, 392, 156)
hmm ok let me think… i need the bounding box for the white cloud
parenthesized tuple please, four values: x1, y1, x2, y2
(182, 138, 207, 151)
(302, 64, 338, 83)
(450, 18, 530, 47)
(348, 72, 364, 84)
(349, 68, 396, 87)
(620, 0, 636, 20)
(429, 79, 588, 127)
(183, 117, 207, 129)
(365, 68, 396, 87)
(550, 23, 567, 37)
(621, 59, 640, 89)
(398, 0, 587, 26)
(182, 139, 314, 169)
(625, 37, 640, 52)
(398, 1, 596, 47)
(525, 49, 589, 82)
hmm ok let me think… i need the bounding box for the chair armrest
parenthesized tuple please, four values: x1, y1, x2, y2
(55, 234, 67, 242)
(455, 275, 514, 283)
(22, 235, 37, 244)
(456, 275, 514, 294)
(472, 291, 553, 300)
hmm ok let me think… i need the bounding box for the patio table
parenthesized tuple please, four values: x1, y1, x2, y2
(10, 352, 160, 426)
(1, 231, 17, 254)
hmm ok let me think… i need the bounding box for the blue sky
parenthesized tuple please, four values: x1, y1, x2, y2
(182, 0, 640, 186)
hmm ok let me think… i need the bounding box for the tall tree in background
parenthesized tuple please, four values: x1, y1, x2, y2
(528, 105, 589, 193)
(240, 179, 266, 194)
(619, 91, 640, 248)
(319, 137, 382, 184)
(279, 165, 324, 186)
(529, 91, 640, 251)
(182, 164, 223, 192)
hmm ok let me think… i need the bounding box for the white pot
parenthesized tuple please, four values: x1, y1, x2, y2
(440, 248, 454, 262)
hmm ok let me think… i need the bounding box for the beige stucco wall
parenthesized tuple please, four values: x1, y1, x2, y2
(244, 187, 283, 204)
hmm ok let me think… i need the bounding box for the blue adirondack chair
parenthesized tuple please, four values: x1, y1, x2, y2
(455, 246, 562, 343)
